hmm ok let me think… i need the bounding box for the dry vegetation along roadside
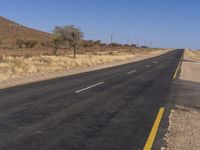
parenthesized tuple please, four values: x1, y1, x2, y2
(0, 49, 166, 89)
(0, 53, 134, 81)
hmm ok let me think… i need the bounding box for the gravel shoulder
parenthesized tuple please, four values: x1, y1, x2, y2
(164, 106, 200, 150)
(163, 50, 200, 150)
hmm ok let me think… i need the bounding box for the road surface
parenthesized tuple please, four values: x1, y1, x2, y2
(0, 49, 183, 150)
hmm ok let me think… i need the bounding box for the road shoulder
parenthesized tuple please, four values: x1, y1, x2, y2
(163, 50, 200, 150)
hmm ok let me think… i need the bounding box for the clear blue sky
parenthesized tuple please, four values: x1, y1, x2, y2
(1, 0, 200, 49)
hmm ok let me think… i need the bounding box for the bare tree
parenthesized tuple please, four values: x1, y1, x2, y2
(53, 25, 83, 57)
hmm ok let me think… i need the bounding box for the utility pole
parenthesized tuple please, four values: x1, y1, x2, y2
(150, 42, 153, 48)
(144, 41, 147, 47)
(137, 39, 140, 47)
(110, 34, 113, 43)
(127, 36, 130, 45)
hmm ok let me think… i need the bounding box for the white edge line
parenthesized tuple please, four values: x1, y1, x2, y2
(127, 70, 137, 74)
(75, 82, 104, 93)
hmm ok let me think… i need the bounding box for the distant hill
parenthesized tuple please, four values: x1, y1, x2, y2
(0, 16, 51, 48)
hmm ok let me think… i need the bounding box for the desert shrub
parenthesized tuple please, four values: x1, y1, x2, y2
(82, 40, 95, 48)
(108, 51, 115, 55)
(16, 39, 24, 48)
(24, 40, 37, 48)
(108, 43, 122, 47)
(40, 41, 51, 48)
(141, 46, 148, 48)
(130, 44, 137, 47)
(123, 44, 130, 47)
(16, 39, 37, 48)
(82, 40, 103, 48)
(99, 43, 107, 47)
(93, 40, 101, 46)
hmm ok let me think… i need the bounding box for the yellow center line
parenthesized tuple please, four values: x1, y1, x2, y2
(143, 107, 165, 150)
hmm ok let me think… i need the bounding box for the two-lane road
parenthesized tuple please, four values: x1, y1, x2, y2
(0, 49, 183, 150)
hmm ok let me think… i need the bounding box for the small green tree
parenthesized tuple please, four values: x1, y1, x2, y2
(53, 25, 83, 57)
(51, 35, 62, 55)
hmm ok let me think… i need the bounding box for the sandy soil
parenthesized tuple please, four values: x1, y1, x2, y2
(164, 50, 200, 150)
(180, 50, 200, 83)
(164, 106, 200, 150)
(0, 50, 168, 89)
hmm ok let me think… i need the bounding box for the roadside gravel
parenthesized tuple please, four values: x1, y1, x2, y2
(163, 50, 200, 150)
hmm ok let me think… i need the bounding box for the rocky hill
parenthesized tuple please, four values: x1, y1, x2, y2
(0, 16, 51, 48)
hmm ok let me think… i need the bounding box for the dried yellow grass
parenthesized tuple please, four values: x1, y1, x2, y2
(0, 54, 134, 81)
(184, 50, 200, 60)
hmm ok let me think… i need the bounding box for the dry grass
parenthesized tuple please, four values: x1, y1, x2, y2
(0, 47, 165, 82)
(0, 53, 134, 81)
(184, 49, 200, 60)
(0, 47, 163, 57)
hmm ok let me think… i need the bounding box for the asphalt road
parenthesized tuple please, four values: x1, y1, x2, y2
(0, 49, 183, 150)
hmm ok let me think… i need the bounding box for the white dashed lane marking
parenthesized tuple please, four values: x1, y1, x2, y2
(127, 70, 137, 74)
(75, 82, 104, 93)
(146, 65, 151, 68)
(152, 61, 158, 64)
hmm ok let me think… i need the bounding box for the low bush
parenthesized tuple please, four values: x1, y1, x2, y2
(40, 41, 51, 48)
(16, 39, 24, 48)
(24, 40, 37, 48)
(130, 44, 137, 47)
(16, 39, 37, 48)
(108, 43, 122, 47)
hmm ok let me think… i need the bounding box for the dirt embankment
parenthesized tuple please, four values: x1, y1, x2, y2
(164, 50, 200, 150)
